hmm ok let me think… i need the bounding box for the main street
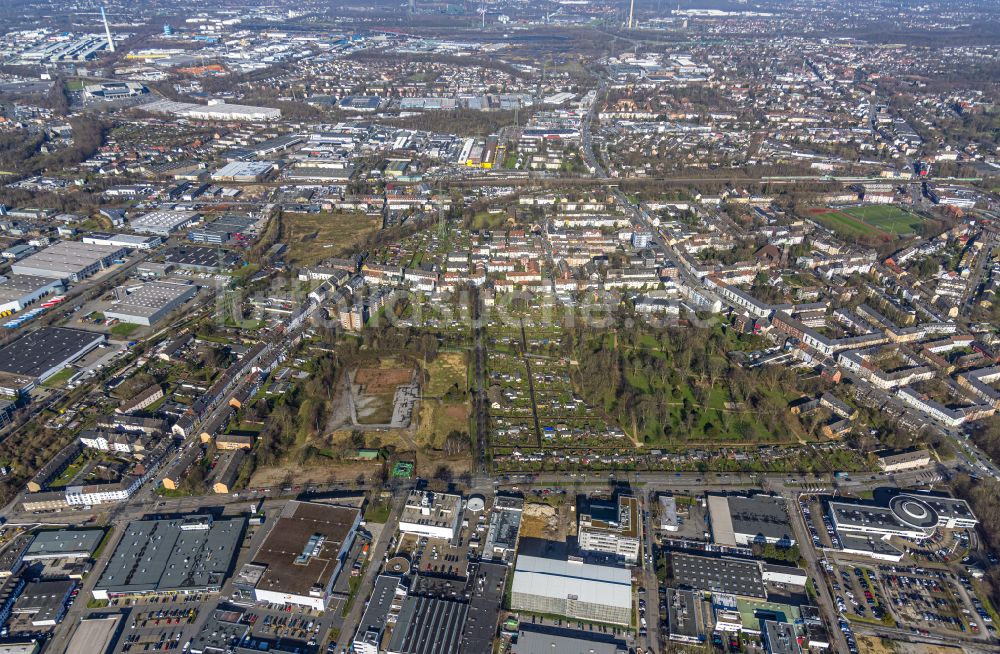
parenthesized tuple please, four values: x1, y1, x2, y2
(783, 486, 851, 654)
(333, 491, 406, 654)
(577, 86, 705, 295)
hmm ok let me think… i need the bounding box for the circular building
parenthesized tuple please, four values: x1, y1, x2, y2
(466, 495, 486, 513)
(386, 556, 411, 575)
(889, 495, 939, 537)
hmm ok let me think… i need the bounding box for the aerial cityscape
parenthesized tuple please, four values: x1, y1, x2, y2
(0, 0, 997, 653)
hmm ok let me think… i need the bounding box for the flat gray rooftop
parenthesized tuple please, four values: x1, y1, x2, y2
(0, 274, 62, 300)
(355, 575, 402, 644)
(666, 587, 704, 641)
(0, 327, 103, 378)
(12, 579, 73, 623)
(387, 595, 467, 654)
(11, 240, 123, 275)
(94, 516, 244, 596)
(107, 281, 196, 318)
(24, 528, 104, 560)
(512, 624, 627, 654)
(670, 552, 765, 599)
(710, 494, 793, 545)
(763, 620, 800, 654)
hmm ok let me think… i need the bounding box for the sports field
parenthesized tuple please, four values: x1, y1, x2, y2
(840, 205, 926, 235)
(810, 205, 926, 240)
(812, 209, 884, 239)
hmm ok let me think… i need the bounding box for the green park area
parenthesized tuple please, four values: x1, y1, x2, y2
(573, 328, 810, 448)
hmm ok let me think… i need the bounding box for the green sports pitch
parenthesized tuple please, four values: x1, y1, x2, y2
(813, 205, 927, 237)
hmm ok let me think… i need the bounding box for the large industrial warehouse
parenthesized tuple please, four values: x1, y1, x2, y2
(510, 555, 632, 626)
(92, 515, 244, 599)
(142, 98, 281, 122)
(0, 275, 64, 314)
(211, 161, 275, 183)
(386, 595, 468, 654)
(249, 501, 362, 610)
(0, 327, 105, 383)
(82, 232, 162, 251)
(11, 241, 128, 282)
(129, 210, 199, 236)
(104, 280, 198, 326)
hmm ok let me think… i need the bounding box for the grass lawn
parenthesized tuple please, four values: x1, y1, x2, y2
(110, 322, 140, 337)
(42, 367, 76, 388)
(416, 401, 470, 449)
(841, 205, 927, 235)
(283, 211, 380, 267)
(51, 456, 86, 487)
(812, 209, 886, 239)
(227, 420, 264, 436)
(224, 318, 265, 330)
(364, 500, 392, 524)
(625, 369, 651, 393)
(469, 212, 509, 230)
(423, 352, 468, 398)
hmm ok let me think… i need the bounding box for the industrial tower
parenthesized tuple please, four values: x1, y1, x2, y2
(101, 6, 115, 52)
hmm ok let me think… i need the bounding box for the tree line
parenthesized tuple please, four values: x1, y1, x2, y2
(564, 314, 823, 446)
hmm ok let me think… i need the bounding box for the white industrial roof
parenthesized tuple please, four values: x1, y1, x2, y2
(512, 555, 631, 609)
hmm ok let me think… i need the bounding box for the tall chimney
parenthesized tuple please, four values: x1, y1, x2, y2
(101, 7, 115, 52)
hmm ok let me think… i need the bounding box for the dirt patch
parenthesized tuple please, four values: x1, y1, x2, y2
(249, 462, 379, 488)
(415, 401, 470, 449)
(519, 502, 575, 542)
(355, 367, 413, 394)
(856, 636, 895, 654)
(283, 210, 380, 268)
(356, 392, 395, 424)
(856, 636, 963, 654)
(415, 448, 471, 478)
(328, 428, 415, 452)
(424, 352, 468, 398)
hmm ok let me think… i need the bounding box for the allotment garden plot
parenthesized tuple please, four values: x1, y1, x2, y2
(486, 320, 632, 471)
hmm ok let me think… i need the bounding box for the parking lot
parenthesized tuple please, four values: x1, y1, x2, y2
(656, 494, 706, 542)
(824, 562, 889, 625)
(873, 565, 987, 638)
(119, 606, 199, 652)
(898, 528, 969, 564)
(396, 531, 474, 579)
(243, 605, 328, 649)
(800, 495, 839, 550)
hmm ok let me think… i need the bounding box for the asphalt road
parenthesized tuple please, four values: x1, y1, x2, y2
(332, 492, 405, 653)
(45, 521, 125, 654)
(783, 487, 851, 653)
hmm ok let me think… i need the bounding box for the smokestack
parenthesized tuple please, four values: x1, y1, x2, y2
(101, 6, 115, 52)
(628, 0, 635, 30)
(409, 0, 415, 13)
